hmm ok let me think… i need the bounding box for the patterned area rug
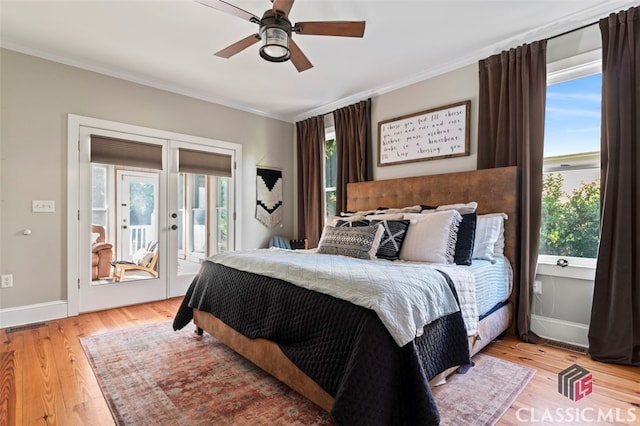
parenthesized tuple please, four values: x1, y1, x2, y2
(81, 321, 534, 426)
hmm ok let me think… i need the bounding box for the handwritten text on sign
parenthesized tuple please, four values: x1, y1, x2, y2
(378, 100, 470, 166)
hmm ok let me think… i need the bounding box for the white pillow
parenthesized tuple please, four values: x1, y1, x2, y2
(494, 226, 506, 255)
(364, 213, 405, 221)
(131, 248, 154, 266)
(436, 201, 478, 215)
(472, 213, 508, 263)
(400, 210, 462, 263)
(374, 205, 422, 215)
(340, 209, 376, 217)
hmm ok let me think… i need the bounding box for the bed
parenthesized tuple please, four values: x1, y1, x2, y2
(173, 166, 519, 425)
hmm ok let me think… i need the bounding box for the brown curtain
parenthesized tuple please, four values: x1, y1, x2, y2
(477, 40, 547, 343)
(296, 115, 325, 248)
(333, 99, 372, 214)
(588, 7, 640, 365)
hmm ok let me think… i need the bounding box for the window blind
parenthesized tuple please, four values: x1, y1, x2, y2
(91, 135, 163, 170)
(178, 148, 232, 177)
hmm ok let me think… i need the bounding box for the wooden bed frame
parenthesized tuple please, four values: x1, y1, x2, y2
(193, 165, 520, 412)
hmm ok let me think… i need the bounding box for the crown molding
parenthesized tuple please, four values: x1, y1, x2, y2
(0, 40, 292, 123)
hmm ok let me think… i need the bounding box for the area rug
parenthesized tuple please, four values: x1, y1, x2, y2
(81, 321, 534, 426)
(431, 352, 535, 426)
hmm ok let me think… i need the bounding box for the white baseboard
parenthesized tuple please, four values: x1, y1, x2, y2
(0, 300, 68, 329)
(531, 314, 589, 348)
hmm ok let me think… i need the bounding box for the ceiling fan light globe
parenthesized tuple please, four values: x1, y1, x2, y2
(259, 27, 290, 62)
(263, 45, 288, 58)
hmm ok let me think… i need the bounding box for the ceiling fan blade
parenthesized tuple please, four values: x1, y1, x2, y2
(272, 0, 294, 17)
(289, 38, 313, 72)
(215, 34, 260, 58)
(196, 0, 259, 23)
(294, 21, 366, 37)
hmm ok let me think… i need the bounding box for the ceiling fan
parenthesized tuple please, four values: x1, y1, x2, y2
(197, 0, 366, 72)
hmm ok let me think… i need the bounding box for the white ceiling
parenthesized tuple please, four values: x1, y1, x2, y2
(1, 1, 635, 122)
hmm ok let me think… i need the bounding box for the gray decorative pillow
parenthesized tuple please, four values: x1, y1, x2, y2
(317, 223, 384, 259)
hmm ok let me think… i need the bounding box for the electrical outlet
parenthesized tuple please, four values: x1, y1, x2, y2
(1, 274, 13, 288)
(533, 280, 542, 294)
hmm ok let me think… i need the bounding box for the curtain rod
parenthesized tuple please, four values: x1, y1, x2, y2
(546, 20, 598, 41)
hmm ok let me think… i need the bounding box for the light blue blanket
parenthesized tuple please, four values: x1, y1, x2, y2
(207, 249, 460, 346)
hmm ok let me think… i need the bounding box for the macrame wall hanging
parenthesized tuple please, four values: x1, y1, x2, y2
(256, 167, 283, 227)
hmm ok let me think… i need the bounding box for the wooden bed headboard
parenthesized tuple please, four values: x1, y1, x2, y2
(347, 166, 520, 290)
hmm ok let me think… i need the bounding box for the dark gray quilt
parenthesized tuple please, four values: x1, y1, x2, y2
(173, 260, 470, 426)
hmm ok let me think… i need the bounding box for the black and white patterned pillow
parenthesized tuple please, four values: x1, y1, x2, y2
(369, 219, 411, 260)
(336, 219, 370, 227)
(317, 224, 384, 259)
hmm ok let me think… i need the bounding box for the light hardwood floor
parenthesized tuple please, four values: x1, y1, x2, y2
(1, 298, 638, 425)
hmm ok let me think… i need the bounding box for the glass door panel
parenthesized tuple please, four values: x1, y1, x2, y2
(175, 174, 228, 276)
(169, 141, 236, 297)
(116, 170, 159, 266)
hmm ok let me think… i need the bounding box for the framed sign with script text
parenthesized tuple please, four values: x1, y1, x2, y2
(378, 100, 470, 166)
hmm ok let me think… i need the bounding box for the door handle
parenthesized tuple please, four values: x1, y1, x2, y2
(171, 224, 178, 230)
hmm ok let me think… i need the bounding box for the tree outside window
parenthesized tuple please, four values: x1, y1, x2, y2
(540, 172, 599, 258)
(324, 137, 337, 217)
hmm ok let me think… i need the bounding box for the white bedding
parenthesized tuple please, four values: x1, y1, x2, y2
(467, 255, 513, 316)
(207, 249, 473, 347)
(432, 264, 478, 337)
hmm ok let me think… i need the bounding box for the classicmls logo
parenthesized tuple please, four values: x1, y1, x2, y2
(558, 364, 592, 401)
(517, 364, 636, 423)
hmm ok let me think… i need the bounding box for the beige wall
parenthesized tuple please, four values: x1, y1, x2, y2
(371, 63, 479, 181)
(0, 48, 294, 310)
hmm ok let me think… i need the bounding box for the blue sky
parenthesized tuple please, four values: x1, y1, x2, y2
(544, 73, 601, 158)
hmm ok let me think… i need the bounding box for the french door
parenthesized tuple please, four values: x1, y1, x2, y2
(168, 141, 236, 297)
(73, 122, 238, 313)
(78, 128, 167, 312)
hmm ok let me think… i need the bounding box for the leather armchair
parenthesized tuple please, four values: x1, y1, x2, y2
(91, 225, 113, 280)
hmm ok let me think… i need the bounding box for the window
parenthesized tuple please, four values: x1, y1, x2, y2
(540, 66, 601, 264)
(215, 177, 229, 253)
(324, 128, 337, 217)
(178, 173, 229, 262)
(91, 164, 109, 227)
(191, 174, 207, 255)
(127, 178, 157, 253)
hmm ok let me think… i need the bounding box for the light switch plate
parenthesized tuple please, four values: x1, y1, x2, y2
(1, 274, 13, 288)
(32, 200, 55, 213)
